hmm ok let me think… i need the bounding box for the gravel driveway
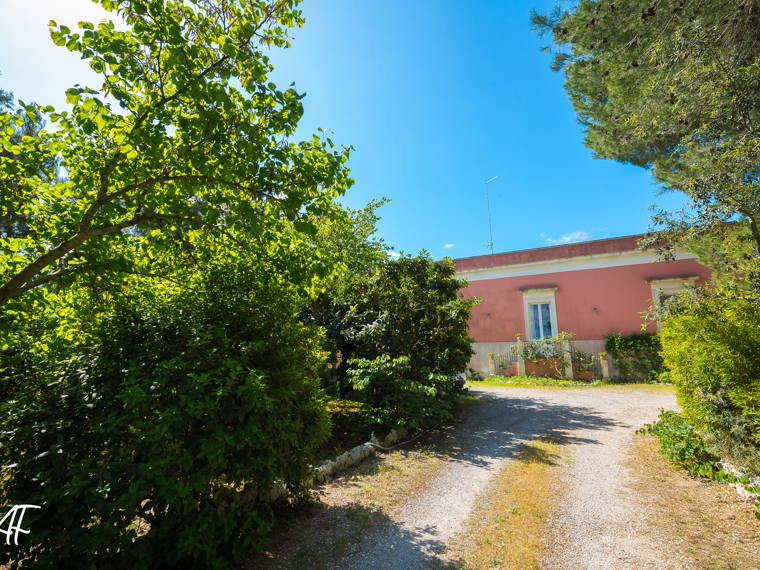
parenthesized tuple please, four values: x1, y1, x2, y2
(338, 385, 677, 569)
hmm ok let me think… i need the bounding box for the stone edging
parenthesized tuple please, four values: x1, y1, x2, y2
(312, 427, 408, 484)
(717, 460, 760, 502)
(262, 427, 409, 502)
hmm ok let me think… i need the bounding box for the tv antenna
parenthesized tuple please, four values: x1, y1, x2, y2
(484, 176, 498, 254)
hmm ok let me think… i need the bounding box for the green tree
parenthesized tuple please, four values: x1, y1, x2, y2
(532, 0, 760, 254)
(0, 83, 55, 240)
(0, 231, 332, 568)
(344, 254, 477, 428)
(355, 254, 476, 376)
(299, 200, 392, 396)
(0, 0, 352, 306)
(305, 250, 477, 424)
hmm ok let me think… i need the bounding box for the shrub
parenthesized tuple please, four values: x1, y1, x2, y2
(640, 410, 720, 478)
(605, 332, 664, 383)
(321, 399, 376, 455)
(347, 355, 463, 429)
(305, 254, 476, 427)
(515, 336, 565, 361)
(510, 333, 598, 379)
(304, 254, 477, 396)
(641, 410, 760, 518)
(0, 265, 330, 569)
(659, 295, 760, 474)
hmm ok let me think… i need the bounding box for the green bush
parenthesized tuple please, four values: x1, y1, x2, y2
(347, 355, 463, 429)
(659, 295, 760, 474)
(513, 334, 566, 361)
(320, 399, 376, 457)
(605, 332, 664, 383)
(640, 410, 720, 478)
(354, 255, 476, 378)
(641, 410, 760, 518)
(305, 253, 476, 424)
(0, 266, 330, 569)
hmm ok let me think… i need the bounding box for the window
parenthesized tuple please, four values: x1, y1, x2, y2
(529, 302, 553, 338)
(648, 276, 699, 303)
(648, 276, 699, 329)
(521, 288, 559, 340)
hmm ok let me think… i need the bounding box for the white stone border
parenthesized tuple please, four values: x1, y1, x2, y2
(717, 460, 760, 502)
(262, 427, 409, 501)
(312, 427, 408, 484)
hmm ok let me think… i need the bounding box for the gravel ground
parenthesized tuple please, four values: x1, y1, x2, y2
(337, 385, 678, 569)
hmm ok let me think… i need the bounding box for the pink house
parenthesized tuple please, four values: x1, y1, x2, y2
(454, 234, 711, 374)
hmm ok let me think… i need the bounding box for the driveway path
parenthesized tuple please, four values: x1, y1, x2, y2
(338, 385, 678, 569)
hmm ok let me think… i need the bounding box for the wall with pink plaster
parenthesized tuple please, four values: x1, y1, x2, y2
(461, 258, 710, 342)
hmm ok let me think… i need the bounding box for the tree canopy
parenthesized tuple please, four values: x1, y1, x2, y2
(0, 0, 352, 307)
(533, 0, 760, 253)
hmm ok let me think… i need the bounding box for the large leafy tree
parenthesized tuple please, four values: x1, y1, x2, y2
(0, 0, 352, 306)
(532, 0, 760, 254)
(304, 250, 476, 398)
(534, 1, 760, 473)
(299, 200, 391, 396)
(0, 82, 53, 240)
(0, 229, 334, 568)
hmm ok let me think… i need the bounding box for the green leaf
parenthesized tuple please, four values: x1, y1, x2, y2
(64, 89, 80, 105)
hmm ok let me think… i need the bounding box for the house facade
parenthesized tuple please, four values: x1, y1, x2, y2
(454, 234, 711, 374)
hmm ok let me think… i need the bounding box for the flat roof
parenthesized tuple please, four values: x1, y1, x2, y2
(454, 233, 647, 271)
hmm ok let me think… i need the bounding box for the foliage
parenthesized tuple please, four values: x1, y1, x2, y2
(533, 0, 760, 254)
(355, 255, 476, 376)
(347, 355, 463, 430)
(299, 200, 391, 397)
(639, 410, 721, 478)
(512, 333, 570, 362)
(0, 0, 352, 307)
(658, 292, 760, 475)
(0, 87, 57, 241)
(0, 237, 331, 569)
(685, 223, 760, 297)
(310, 199, 391, 296)
(319, 399, 376, 460)
(510, 332, 597, 379)
(605, 333, 664, 383)
(640, 410, 760, 518)
(304, 252, 477, 408)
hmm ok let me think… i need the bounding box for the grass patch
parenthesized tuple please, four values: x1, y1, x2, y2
(468, 376, 675, 391)
(446, 436, 562, 569)
(457, 392, 487, 408)
(627, 433, 760, 569)
(469, 375, 601, 388)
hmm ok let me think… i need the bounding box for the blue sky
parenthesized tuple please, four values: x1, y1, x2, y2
(0, 0, 688, 259)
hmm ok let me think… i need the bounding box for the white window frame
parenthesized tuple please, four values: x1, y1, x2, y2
(648, 276, 699, 329)
(521, 288, 559, 340)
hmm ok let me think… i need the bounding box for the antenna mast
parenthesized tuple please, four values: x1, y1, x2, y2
(484, 176, 498, 255)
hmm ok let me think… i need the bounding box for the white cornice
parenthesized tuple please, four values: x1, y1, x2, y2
(456, 249, 697, 282)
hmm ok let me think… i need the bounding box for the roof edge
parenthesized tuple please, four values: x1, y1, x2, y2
(454, 233, 647, 264)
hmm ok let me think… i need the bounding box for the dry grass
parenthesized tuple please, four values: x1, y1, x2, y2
(247, 395, 484, 568)
(628, 433, 760, 570)
(445, 437, 562, 569)
(248, 442, 450, 569)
